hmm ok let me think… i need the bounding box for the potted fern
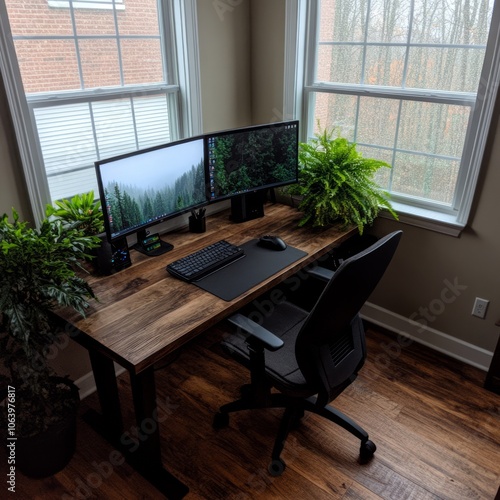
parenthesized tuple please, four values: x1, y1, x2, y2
(0, 207, 99, 477)
(288, 127, 397, 233)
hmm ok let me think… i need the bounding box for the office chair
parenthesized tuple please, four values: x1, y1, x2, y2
(213, 230, 402, 476)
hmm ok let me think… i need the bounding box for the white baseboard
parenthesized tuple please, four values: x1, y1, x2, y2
(361, 302, 493, 372)
(74, 363, 126, 400)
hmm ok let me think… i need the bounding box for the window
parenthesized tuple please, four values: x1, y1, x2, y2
(0, 0, 201, 222)
(286, 0, 500, 235)
(47, 0, 125, 11)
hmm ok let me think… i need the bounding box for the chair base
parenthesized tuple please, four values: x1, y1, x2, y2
(214, 390, 376, 475)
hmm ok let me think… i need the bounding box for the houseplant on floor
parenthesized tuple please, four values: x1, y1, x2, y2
(288, 127, 398, 233)
(0, 207, 100, 477)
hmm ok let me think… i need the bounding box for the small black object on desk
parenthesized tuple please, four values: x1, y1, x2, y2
(134, 230, 173, 256)
(189, 208, 206, 233)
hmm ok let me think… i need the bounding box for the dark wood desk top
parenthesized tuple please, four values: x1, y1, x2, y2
(57, 203, 356, 374)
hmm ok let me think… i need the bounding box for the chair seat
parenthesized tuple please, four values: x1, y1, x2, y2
(222, 301, 315, 395)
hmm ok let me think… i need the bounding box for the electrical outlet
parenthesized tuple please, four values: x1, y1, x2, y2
(472, 297, 489, 318)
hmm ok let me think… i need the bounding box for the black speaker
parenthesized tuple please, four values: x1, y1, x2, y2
(230, 191, 266, 223)
(94, 235, 131, 275)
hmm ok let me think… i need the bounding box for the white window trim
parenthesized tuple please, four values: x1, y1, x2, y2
(47, 0, 125, 11)
(171, 0, 203, 138)
(0, 1, 49, 223)
(284, 0, 500, 236)
(0, 0, 202, 224)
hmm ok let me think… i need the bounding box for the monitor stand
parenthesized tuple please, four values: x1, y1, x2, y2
(230, 190, 266, 223)
(134, 230, 173, 256)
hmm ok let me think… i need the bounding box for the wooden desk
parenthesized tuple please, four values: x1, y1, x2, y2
(56, 203, 356, 498)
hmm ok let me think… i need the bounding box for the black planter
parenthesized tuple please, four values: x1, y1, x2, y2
(16, 410, 77, 478)
(3, 377, 80, 479)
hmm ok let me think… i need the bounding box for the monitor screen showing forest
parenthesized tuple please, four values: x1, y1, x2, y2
(96, 137, 206, 240)
(206, 120, 299, 202)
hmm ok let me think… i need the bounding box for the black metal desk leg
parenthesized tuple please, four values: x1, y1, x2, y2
(128, 367, 189, 499)
(87, 350, 124, 441)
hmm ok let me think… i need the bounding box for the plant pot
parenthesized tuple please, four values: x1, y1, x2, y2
(16, 409, 78, 478)
(273, 187, 302, 208)
(290, 194, 303, 208)
(5, 377, 80, 479)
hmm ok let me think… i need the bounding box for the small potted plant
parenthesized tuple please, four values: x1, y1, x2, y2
(0, 207, 99, 477)
(46, 190, 110, 273)
(45, 190, 105, 237)
(287, 127, 397, 233)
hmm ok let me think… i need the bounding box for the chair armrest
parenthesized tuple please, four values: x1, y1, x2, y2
(306, 265, 335, 282)
(228, 313, 284, 352)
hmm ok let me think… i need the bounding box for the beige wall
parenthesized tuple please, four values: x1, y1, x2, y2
(369, 118, 500, 352)
(250, 0, 286, 124)
(0, 74, 30, 221)
(1, 1, 499, 383)
(198, 0, 252, 132)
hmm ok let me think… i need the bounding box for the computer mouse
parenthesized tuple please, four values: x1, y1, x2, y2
(257, 235, 287, 251)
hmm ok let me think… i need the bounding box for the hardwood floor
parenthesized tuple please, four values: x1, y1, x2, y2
(3, 323, 500, 499)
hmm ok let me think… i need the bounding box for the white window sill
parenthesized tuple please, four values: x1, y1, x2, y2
(380, 201, 464, 237)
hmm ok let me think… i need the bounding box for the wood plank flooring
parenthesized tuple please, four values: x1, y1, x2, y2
(2, 323, 500, 499)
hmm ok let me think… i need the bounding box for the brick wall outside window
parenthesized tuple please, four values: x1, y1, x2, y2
(5, 0, 163, 93)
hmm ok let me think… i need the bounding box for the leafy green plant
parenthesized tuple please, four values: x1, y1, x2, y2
(0, 207, 99, 437)
(46, 190, 105, 236)
(288, 128, 397, 233)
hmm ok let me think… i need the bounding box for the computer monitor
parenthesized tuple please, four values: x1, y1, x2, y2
(205, 120, 299, 221)
(95, 136, 207, 255)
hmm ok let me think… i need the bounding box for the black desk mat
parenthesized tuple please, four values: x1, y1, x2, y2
(194, 239, 308, 301)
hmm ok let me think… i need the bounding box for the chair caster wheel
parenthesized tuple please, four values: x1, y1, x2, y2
(213, 412, 229, 429)
(268, 458, 286, 476)
(359, 439, 376, 463)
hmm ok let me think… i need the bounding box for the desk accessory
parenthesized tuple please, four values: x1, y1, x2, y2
(189, 208, 206, 233)
(134, 232, 173, 256)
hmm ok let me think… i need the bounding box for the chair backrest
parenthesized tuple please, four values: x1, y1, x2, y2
(295, 230, 402, 404)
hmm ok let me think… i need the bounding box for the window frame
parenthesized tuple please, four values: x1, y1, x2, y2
(47, 0, 125, 11)
(284, 0, 500, 236)
(0, 0, 202, 223)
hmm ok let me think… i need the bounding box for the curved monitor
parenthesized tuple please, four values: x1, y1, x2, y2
(205, 120, 299, 204)
(95, 136, 207, 252)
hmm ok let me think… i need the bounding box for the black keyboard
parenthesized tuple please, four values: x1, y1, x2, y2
(166, 240, 245, 282)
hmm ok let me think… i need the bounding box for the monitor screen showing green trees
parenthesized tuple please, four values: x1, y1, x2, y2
(207, 121, 298, 201)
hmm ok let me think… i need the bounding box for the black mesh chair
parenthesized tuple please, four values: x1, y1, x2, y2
(213, 230, 402, 476)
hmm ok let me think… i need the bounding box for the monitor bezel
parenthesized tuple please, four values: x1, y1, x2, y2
(205, 119, 299, 204)
(95, 135, 208, 243)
